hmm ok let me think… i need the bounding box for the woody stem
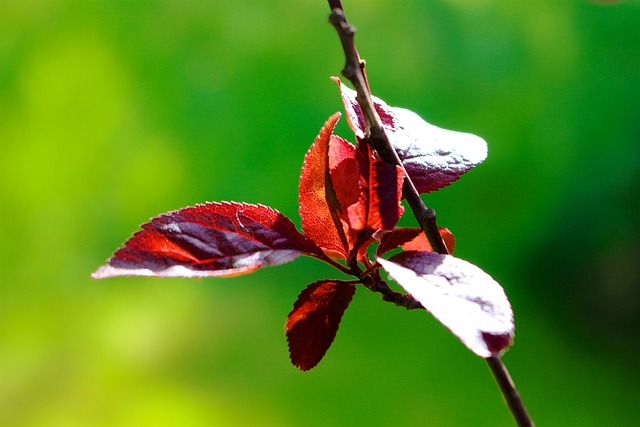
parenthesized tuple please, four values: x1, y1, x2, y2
(326, 2, 533, 427)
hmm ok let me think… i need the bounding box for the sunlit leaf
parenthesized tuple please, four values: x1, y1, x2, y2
(401, 227, 455, 254)
(376, 227, 455, 255)
(355, 141, 405, 232)
(92, 202, 322, 278)
(333, 77, 487, 194)
(301, 113, 404, 260)
(286, 280, 356, 371)
(299, 113, 350, 259)
(378, 252, 513, 357)
(327, 133, 363, 241)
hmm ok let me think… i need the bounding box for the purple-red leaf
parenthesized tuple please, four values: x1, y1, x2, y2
(376, 227, 455, 255)
(355, 141, 405, 232)
(401, 227, 455, 254)
(299, 113, 350, 259)
(328, 134, 362, 230)
(286, 280, 356, 371)
(92, 202, 322, 279)
(333, 77, 487, 194)
(378, 252, 513, 357)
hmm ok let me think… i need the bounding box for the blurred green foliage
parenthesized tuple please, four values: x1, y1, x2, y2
(1, 0, 638, 426)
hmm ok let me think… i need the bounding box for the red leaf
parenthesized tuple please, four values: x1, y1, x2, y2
(299, 113, 350, 259)
(327, 135, 362, 229)
(92, 202, 322, 278)
(300, 112, 404, 261)
(327, 134, 404, 250)
(378, 252, 514, 357)
(376, 228, 423, 255)
(439, 228, 456, 254)
(355, 142, 405, 232)
(325, 134, 368, 255)
(333, 77, 487, 194)
(286, 280, 356, 371)
(376, 228, 455, 255)
(400, 228, 455, 254)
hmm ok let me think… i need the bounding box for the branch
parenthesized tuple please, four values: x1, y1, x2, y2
(361, 268, 424, 310)
(327, 0, 344, 11)
(328, 7, 449, 255)
(326, 3, 534, 427)
(487, 357, 535, 427)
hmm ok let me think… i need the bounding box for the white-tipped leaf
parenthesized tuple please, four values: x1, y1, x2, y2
(378, 252, 514, 357)
(389, 107, 488, 194)
(333, 77, 488, 194)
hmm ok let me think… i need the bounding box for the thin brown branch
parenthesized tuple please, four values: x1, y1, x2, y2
(487, 357, 535, 427)
(326, 2, 534, 426)
(327, 0, 344, 11)
(315, 250, 424, 310)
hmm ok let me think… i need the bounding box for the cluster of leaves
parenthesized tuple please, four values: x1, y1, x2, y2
(93, 78, 514, 370)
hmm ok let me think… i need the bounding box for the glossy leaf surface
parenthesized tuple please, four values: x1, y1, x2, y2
(354, 141, 405, 232)
(286, 280, 356, 371)
(378, 252, 514, 357)
(92, 202, 321, 278)
(299, 113, 350, 259)
(334, 77, 487, 194)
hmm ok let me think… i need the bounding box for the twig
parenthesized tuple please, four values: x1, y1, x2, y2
(360, 267, 424, 310)
(487, 357, 535, 427)
(327, 0, 344, 11)
(326, 2, 534, 426)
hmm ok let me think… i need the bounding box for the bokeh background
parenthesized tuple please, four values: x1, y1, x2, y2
(1, 0, 638, 426)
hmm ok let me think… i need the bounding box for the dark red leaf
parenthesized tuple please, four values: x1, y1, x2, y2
(300, 112, 404, 261)
(327, 134, 362, 229)
(355, 142, 405, 232)
(92, 202, 322, 278)
(286, 280, 356, 371)
(401, 227, 455, 254)
(376, 228, 455, 255)
(325, 134, 367, 255)
(378, 252, 514, 357)
(327, 134, 404, 251)
(333, 77, 487, 194)
(299, 113, 350, 259)
(439, 229, 456, 254)
(376, 228, 423, 255)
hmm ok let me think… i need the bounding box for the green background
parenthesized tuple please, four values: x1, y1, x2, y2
(1, 0, 638, 426)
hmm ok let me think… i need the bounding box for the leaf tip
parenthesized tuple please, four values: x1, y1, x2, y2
(462, 132, 488, 166)
(90, 265, 110, 279)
